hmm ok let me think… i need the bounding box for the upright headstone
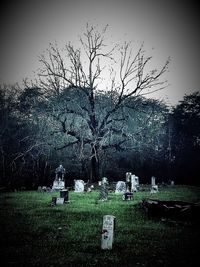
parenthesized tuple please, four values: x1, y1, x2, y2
(101, 215, 116, 250)
(51, 196, 57, 206)
(131, 174, 139, 192)
(115, 181, 126, 193)
(99, 177, 109, 201)
(150, 185, 158, 193)
(60, 189, 69, 202)
(74, 180, 85, 192)
(150, 176, 158, 193)
(126, 172, 132, 192)
(151, 176, 156, 186)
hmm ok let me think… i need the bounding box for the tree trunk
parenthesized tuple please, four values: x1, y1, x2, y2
(90, 147, 99, 182)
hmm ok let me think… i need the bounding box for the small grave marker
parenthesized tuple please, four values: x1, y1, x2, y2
(51, 197, 65, 205)
(56, 197, 65, 204)
(101, 215, 116, 250)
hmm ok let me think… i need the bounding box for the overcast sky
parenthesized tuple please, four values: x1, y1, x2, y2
(0, 0, 199, 106)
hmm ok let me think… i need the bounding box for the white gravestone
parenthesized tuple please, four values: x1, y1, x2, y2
(56, 197, 65, 204)
(150, 176, 158, 193)
(115, 181, 126, 193)
(101, 215, 116, 250)
(51, 197, 64, 205)
(74, 180, 85, 192)
(150, 185, 159, 193)
(131, 174, 139, 192)
(52, 180, 65, 191)
(151, 176, 156, 186)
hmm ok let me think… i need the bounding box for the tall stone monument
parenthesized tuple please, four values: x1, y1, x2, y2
(52, 164, 65, 191)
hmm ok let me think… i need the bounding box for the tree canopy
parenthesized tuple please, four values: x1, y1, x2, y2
(0, 25, 199, 189)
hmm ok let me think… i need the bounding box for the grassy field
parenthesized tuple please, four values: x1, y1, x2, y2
(0, 185, 200, 267)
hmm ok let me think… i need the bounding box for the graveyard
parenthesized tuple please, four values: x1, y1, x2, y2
(1, 183, 200, 267)
(0, 6, 200, 266)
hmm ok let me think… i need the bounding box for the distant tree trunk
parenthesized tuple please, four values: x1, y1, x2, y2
(0, 145, 6, 185)
(90, 146, 99, 182)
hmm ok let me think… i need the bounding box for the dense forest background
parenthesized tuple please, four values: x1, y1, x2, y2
(0, 84, 199, 189)
(0, 25, 199, 189)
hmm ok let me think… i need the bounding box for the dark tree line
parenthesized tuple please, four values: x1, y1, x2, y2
(0, 83, 199, 189)
(0, 25, 199, 189)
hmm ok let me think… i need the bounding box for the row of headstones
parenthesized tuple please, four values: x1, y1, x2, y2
(115, 173, 160, 194)
(42, 177, 163, 197)
(50, 175, 159, 197)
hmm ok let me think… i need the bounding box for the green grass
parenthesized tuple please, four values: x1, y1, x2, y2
(0, 185, 200, 267)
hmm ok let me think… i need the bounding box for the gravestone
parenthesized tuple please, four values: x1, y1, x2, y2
(74, 180, 85, 192)
(51, 197, 64, 205)
(115, 181, 126, 193)
(52, 164, 65, 191)
(131, 174, 139, 192)
(101, 215, 116, 250)
(150, 176, 158, 193)
(51, 196, 57, 206)
(60, 189, 69, 202)
(151, 176, 156, 186)
(99, 177, 109, 201)
(150, 185, 159, 193)
(56, 197, 65, 204)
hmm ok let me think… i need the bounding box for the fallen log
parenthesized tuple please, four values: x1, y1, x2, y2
(139, 198, 200, 221)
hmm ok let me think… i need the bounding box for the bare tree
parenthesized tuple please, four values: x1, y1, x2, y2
(37, 24, 170, 182)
